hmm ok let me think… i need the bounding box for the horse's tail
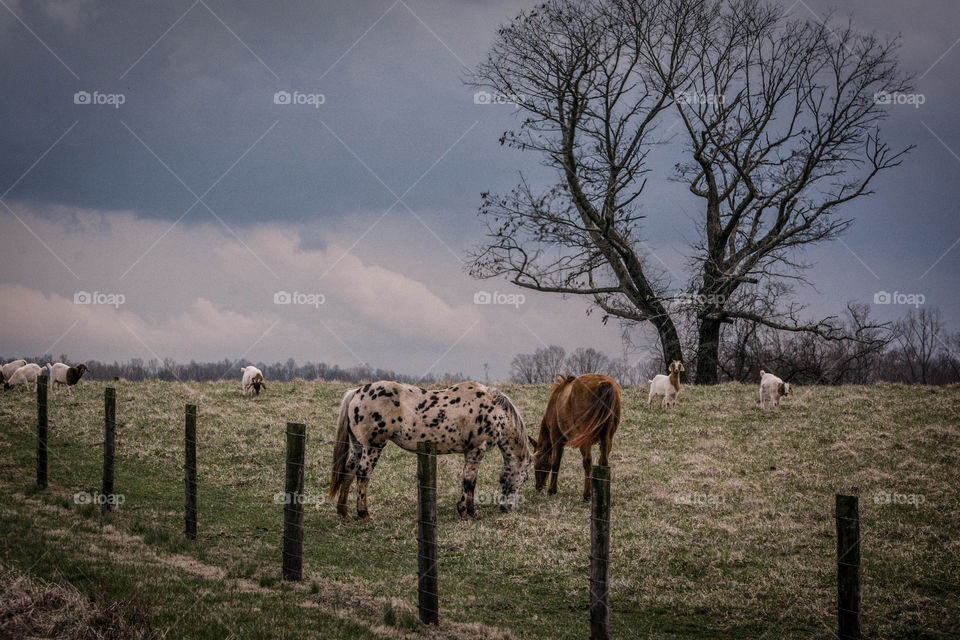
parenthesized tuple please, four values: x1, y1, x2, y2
(329, 388, 357, 500)
(568, 380, 621, 449)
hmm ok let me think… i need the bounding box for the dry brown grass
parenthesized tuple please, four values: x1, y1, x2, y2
(0, 564, 143, 639)
(0, 380, 957, 639)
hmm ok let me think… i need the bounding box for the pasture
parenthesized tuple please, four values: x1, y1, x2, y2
(0, 380, 957, 639)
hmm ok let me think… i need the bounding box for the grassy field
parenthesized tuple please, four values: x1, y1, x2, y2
(0, 380, 957, 639)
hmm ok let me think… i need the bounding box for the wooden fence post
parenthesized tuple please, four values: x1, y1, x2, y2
(836, 494, 861, 639)
(184, 404, 197, 540)
(36, 374, 48, 488)
(282, 422, 306, 581)
(590, 465, 611, 640)
(102, 387, 116, 512)
(417, 441, 439, 625)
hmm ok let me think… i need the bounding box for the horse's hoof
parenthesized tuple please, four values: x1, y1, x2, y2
(581, 494, 591, 502)
(336, 505, 349, 518)
(357, 510, 370, 519)
(547, 488, 557, 495)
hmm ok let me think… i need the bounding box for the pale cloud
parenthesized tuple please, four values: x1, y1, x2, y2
(0, 204, 630, 377)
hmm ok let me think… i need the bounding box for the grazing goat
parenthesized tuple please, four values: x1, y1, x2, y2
(759, 370, 790, 410)
(648, 361, 684, 408)
(5, 363, 48, 391)
(1, 359, 27, 381)
(48, 362, 89, 390)
(240, 366, 266, 395)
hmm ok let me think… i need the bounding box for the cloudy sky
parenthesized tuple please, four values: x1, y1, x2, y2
(0, 0, 958, 380)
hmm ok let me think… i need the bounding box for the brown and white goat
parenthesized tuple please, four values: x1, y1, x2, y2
(240, 366, 266, 396)
(648, 361, 684, 408)
(759, 370, 791, 410)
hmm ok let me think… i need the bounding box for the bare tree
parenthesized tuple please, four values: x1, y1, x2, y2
(469, 0, 910, 383)
(893, 308, 943, 384)
(510, 345, 568, 382)
(536, 345, 568, 381)
(606, 356, 641, 385)
(510, 352, 539, 383)
(565, 347, 611, 375)
(716, 303, 890, 383)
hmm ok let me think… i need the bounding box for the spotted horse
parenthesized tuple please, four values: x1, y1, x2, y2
(329, 381, 532, 519)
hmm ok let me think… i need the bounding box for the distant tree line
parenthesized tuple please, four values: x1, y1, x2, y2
(510, 307, 960, 386)
(4, 308, 956, 387)
(0, 355, 464, 386)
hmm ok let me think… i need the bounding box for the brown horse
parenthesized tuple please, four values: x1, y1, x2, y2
(528, 374, 621, 501)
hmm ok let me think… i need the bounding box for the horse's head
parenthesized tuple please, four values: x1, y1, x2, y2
(499, 458, 528, 512)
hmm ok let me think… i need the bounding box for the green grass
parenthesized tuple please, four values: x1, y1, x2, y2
(0, 380, 957, 638)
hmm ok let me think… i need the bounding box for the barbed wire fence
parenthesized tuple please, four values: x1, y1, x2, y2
(10, 377, 958, 639)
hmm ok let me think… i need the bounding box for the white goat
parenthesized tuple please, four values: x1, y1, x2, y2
(240, 366, 266, 396)
(1, 359, 27, 382)
(759, 370, 791, 410)
(648, 361, 684, 408)
(5, 363, 48, 391)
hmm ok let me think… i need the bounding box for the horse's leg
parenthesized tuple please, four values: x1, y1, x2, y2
(457, 448, 485, 520)
(548, 440, 565, 495)
(355, 444, 384, 519)
(336, 444, 362, 517)
(580, 445, 593, 502)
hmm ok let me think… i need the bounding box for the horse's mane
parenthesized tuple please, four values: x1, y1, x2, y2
(492, 388, 526, 437)
(553, 374, 576, 387)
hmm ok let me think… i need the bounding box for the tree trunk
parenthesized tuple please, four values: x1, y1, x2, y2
(695, 318, 722, 384)
(652, 314, 684, 373)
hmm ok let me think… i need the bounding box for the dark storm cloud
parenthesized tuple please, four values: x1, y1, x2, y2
(0, 0, 958, 376)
